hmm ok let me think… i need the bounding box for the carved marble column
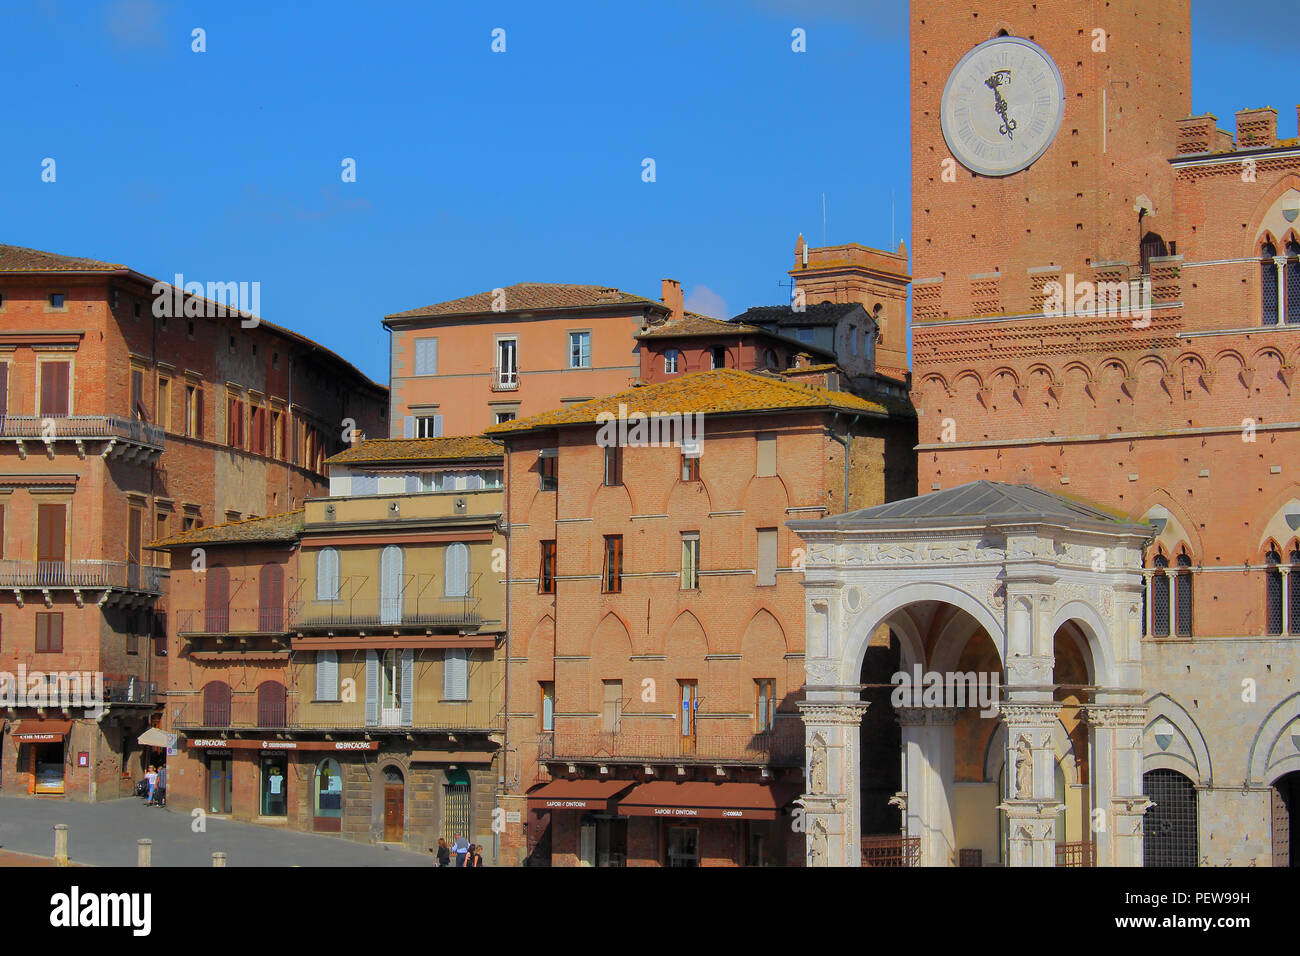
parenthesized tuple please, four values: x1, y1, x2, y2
(1083, 703, 1150, 867)
(798, 697, 869, 867)
(897, 706, 958, 866)
(998, 702, 1063, 867)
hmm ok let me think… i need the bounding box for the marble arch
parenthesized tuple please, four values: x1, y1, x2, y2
(789, 480, 1152, 867)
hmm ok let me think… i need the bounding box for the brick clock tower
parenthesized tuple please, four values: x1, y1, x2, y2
(909, 0, 1192, 491)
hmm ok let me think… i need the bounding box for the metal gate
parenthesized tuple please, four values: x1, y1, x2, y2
(1143, 769, 1198, 866)
(443, 784, 471, 842)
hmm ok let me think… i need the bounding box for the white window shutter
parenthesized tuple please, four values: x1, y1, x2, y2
(400, 649, 414, 725)
(381, 546, 403, 624)
(444, 648, 468, 700)
(403, 415, 415, 438)
(316, 549, 338, 601)
(365, 650, 379, 726)
(433, 414, 443, 438)
(316, 650, 338, 701)
(446, 543, 469, 597)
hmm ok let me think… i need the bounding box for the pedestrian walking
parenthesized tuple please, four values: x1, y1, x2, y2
(451, 833, 470, 866)
(144, 765, 158, 806)
(435, 838, 450, 867)
(156, 764, 168, 807)
(466, 844, 483, 868)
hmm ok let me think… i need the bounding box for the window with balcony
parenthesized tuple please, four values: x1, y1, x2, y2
(0, 361, 8, 416)
(202, 681, 231, 726)
(36, 503, 66, 577)
(569, 331, 592, 369)
(495, 337, 519, 389)
(380, 545, 404, 625)
(38, 361, 70, 417)
(540, 681, 554, 732)
(257, 681, 287, 727)
(444, 648, 468, 701)
(259, 562, 284, 631)
(316, 548, 340, 601)
(379, 649, 406, 724)
(445, 542, 469, 597)
(680, 532, 699, 590)
(755, 678, 776, 732)
(602, 535, 623, 593)
(678, 680, 698, 739)
(315, 650, 339, 701)
(539, 540, 556, 594)
(205, 565, 230, 632)
(602, 680, 623, 733)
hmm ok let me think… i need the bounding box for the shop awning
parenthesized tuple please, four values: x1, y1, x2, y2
(616, 781, 801, 820)
(526, 778, 636, 812)
(138, 727, 170, 747)
(11, 719, 73, 743)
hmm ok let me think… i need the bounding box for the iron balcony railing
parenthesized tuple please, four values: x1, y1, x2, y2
(537, 729, 804, 766)
(0, 559, 164, 593)
(861, 834, 922, 867)
(172, 697, 501, 733)
(103, 674, 160, 704)
(177, 606, 289, 636)
(1055, 840, 1097, 867)
(0, 414, 165, 448)
(490, 365, 520, 391)
(292, 592, 483, 630)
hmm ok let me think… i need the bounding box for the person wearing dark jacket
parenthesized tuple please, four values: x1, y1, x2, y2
(435, 838, 451, 867)
(466, 844, 483, 868)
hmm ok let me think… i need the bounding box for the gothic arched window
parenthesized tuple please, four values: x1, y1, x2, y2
(1175, 552, 1193, 636)
(1287, 242, 1300, 324)
(1152, 553, 1170, 637)
(1262, 242, 1280, 326)
(1290, 548, 1300, 635)
(1266, 547, 1284, 635)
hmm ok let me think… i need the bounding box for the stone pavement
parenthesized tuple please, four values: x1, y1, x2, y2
(0, 795, 439, 867)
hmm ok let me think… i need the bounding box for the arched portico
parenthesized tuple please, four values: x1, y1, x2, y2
(790, 481, 1152, 867)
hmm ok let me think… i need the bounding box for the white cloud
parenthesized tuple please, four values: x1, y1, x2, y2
(684, 285, 729, 320)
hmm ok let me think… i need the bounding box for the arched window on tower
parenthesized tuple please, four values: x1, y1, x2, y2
(1151, 553, 1170, 637)
(1287, 242, 1300, 325)
(1175, 552, 1193, 636)
(1262, 242, 1280, 326)
(1140, 231, 1168, 276)
(1290, 547, 1300, 635)
(1266, 547, 1284, 635)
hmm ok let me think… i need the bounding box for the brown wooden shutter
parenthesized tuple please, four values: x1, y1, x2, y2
(0, 362, 8, 415)
(37, 504, 66, 563)
(195, 386, 204, 438)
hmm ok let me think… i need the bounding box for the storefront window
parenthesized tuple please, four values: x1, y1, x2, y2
(33, 742, 65, 794)
(261, 754, 288, 816)
(315, 758, 342, 820)
(665, 826, 700, 867)
(207, 754, 232, 813)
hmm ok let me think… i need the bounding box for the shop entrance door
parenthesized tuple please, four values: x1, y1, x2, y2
(260, 754, 288, 816)
(383, 767, 404, 842)
(32, 742, 66, 795)
(665, 825, 700, 867)
(207, 755, 232, 813)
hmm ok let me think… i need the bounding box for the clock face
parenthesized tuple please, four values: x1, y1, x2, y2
(940, 36, 1065, 177)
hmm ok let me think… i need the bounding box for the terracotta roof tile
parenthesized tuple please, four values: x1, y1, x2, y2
(148, 510, 304, 550)
(0, 244, 128, 273)
(385, 283, 664, 321)
(484, 368, 889, 435)
(638, 314, 767, 339)
(325, 436, 503, 466)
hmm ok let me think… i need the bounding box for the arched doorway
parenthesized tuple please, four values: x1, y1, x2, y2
(314, 758, 342, 833)
(382, 766, 405, 843)
(1272, 771, 1300, 867)
(1143, 769, 1198, 866)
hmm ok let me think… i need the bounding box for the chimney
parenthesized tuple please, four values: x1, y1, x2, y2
(1235, 107, 1277, 149)
(351, 428, 364, 448)
(661, 278, 684, 321)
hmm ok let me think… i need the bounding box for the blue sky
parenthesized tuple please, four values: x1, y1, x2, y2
(3, 0, 1296, 384)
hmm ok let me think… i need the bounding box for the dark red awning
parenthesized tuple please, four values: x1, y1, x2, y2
(616, 781, 800, 820)
(11, 719, 73, 743)
(526, 778, 636, 812)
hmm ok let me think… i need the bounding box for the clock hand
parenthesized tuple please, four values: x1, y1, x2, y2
(984, 72, 1017, 141)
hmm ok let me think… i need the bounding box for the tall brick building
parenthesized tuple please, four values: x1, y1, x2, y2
(903, 0, 1300, 864)
(0, 244, 385, 801)
(486, 368, 915, 866)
